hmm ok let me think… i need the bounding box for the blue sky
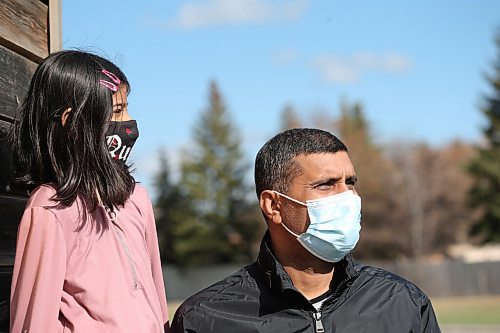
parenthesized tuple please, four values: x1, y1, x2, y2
(63, 1, 500, 194)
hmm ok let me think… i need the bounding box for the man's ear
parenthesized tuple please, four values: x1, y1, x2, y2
(260, 190, 282, 225)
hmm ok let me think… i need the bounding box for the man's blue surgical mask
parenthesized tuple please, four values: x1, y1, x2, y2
(273, 190, 362, 263)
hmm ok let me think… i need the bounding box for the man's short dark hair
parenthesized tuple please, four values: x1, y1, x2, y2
(254, 128, 348, 198)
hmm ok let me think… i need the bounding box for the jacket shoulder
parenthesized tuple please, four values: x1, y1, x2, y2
(131, 182, 148, 197)
(173, 265, 255, 319)
(355, 264, 430, 303)
(128, 183, 151, 205)
(125, 183, 154, 218)
(26, 184, 58, 207)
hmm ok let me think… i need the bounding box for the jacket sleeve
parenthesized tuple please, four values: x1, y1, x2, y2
(420, 298, 441, 333)
(171, 305, 197, 333)
(10, 207, 66, 333)
(143, 192, 170, 329)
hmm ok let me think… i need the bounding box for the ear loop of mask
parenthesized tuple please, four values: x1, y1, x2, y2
(272, 190, 307, 206)
(280, 220, 301, 238)
(272, 190, 306, 237)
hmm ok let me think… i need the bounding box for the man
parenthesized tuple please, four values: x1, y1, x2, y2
(171, 128, 441, 333)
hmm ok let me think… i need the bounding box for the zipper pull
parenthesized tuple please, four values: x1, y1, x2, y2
(314, 312, 325, 333)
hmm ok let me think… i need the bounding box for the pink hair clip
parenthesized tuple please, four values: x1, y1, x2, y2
(99, 69, 121, 92)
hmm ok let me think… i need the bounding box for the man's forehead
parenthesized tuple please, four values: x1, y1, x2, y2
(293, 152, 354, 175)
(294, 151, 351, 163)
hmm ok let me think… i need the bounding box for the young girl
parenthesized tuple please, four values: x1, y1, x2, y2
(10, 50, 169, 332)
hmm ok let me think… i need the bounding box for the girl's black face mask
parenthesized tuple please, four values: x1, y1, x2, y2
(105, 120, 139, 165)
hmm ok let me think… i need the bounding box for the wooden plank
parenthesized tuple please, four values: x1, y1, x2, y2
(0, 0, 49, 62)
(49, 0, 62, 52)
(0, 192, 27, 257)
(0, 44, 37, 120)
(0, 119, 30, 197)
(0, 120, 14, 191)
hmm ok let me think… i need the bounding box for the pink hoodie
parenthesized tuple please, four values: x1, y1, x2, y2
(10, 184, 169, 333)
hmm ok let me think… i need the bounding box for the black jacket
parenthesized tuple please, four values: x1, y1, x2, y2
(171, 232, 441, 333)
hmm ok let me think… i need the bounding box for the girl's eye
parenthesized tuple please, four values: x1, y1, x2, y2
(112, 103, 128, 114)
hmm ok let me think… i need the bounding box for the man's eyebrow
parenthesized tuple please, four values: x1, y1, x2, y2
(309, 176, 342, 186)
(346, 175, 358, 183)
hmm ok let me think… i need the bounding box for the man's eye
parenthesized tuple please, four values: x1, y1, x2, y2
(346, 178, 358, 188)
(316, 183, 334, 191)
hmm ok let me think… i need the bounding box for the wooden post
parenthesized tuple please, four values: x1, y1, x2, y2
(49, 0, 62, 52)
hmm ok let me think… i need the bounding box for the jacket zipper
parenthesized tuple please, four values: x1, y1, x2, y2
(313, 311, 325, 333)
(112, 225, 140, 290)
(325, 275, 355, 306)
(103, 207, 161, 329)
(311, 275, 355, 332)
(110, 217, 165, 330)
(100, 203, 140, 290)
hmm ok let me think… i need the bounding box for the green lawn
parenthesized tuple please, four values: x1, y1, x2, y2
(432, 296, 500, 326)
(168, 296, 500, 326)
(168, 300, 183, 320)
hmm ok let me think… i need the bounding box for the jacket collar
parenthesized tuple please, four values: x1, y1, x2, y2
(256, 230, 359, 301)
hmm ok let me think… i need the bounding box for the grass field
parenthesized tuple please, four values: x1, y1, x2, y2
(169, 296, 500, 326)
(168, 301, 182, 320)
(432, 296, 500, 326)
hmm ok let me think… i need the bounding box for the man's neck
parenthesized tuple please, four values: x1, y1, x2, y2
(270, 233, 335, 300)
(284, 264, 334, 300)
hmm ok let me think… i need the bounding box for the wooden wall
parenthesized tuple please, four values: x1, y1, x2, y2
(0, 0, 49, 62)
(0, 0, 58, 191)
(0, 2, 60, 330)
(0, 44, 37, 122)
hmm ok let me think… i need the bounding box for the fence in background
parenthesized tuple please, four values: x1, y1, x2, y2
(377, 259, 500, 298)
(164, 264, 242, 300)
(163, 259, 500, 301)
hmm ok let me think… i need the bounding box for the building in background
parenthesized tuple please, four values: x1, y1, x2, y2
(0, 0, 61, 331)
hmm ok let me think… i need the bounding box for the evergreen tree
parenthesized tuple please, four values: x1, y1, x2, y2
(280, 104, 302, 130)
(179, 80, 261, 265)
(335, 101, 405, 259)
(468, 32, 500, 242)
(153, 150, 197, 264)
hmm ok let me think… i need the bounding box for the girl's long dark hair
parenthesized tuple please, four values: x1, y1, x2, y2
(11, 50, 135, 212)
